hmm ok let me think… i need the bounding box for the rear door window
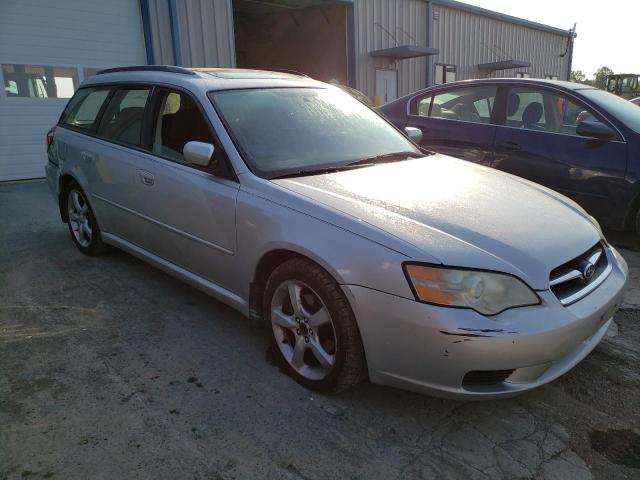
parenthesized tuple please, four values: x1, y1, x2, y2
(96, 88, 150, 147)
(413, 86, 497, 124)
(60, 87, 111, 132)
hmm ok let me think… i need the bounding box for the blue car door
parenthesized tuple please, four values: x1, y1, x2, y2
(404, 85, 499, 167)
(491, 85, 628, 226)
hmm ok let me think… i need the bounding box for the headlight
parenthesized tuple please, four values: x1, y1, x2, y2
(403, 264, 540, 316)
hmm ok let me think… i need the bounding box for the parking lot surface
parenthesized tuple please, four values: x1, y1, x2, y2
(1, 181, 639, 480)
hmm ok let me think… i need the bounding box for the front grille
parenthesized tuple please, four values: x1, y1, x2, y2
(462, 369, 515, 387)
(549, 243, 611, 306)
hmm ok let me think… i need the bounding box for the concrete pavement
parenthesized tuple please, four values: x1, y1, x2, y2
(1, 181, 638, 479)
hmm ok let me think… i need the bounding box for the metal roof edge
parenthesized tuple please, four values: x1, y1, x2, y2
(430, 0, 575, 38)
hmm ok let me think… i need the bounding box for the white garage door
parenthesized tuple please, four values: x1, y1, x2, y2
(0, 0, 147, 181)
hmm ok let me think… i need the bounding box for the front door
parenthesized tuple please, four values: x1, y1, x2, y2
(491, 86, 628, 224)
(405, 85, 499, 166)
(127, 88, 240, 292)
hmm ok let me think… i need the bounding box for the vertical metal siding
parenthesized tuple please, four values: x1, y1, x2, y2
(353, 0, 428, 98)
(147, 0, 235, 67)
(432, 5, 570, 81)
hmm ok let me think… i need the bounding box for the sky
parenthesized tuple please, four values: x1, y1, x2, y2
(461, 0, 637, 78)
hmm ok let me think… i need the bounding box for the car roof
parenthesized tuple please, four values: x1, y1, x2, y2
(430, 77, 595, 91)
(80, 66, 327, 92)
(384, 78, 597, 106)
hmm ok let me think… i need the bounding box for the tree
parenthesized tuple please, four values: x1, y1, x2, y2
(570, 70, 587, 84)
(593, 66, 614, 89)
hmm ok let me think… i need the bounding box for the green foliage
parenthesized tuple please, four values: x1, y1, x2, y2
(593, 66, 614, 89)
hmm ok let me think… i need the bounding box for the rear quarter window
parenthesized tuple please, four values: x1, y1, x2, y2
(60, 87, 111, 131)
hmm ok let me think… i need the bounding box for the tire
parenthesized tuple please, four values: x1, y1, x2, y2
(636, 208, 640, 238)
(63, 182, 106, 256)
(263, 257, 367, 393)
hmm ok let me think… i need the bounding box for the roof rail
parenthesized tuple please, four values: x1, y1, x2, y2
(261, 68, 310, 78)
(96, 65, 196, 76)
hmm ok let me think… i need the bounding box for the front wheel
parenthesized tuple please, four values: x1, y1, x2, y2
(263, 258, 367, 393)
(64, 183, 106, 256)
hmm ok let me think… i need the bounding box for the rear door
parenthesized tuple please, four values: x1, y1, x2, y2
(80, 85, 154, 241)
(491, 85, 628, 223)
(404, 85, 499, 166)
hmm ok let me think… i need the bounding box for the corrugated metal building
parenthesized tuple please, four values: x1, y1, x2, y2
(0, 0, 575, 181)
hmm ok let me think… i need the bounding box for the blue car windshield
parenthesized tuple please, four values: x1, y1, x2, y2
(209, 87, 420, 178)
(581, 88, 640, 134)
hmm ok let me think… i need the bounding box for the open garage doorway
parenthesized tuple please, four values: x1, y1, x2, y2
(232, 0, 350, 86)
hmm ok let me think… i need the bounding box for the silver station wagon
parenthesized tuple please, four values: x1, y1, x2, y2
(46, 66, 628, 399)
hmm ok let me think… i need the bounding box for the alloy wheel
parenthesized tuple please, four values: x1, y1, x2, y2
(270, 279, 337, 380)
(67, 189, 92, 248)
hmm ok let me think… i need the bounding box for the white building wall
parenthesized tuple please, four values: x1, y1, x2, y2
(0, 0, 146, 181)
(432, 4, 571, 81)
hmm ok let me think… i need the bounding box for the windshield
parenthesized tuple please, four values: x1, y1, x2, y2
(208, 87, 420, 178)
(581, 88, 640, 134)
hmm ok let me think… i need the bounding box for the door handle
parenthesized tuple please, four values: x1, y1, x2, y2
(138, 170, 155, 186)
(498, 141, 521, 151)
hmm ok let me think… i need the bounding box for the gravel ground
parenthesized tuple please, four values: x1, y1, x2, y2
(1, 180, 638, 480)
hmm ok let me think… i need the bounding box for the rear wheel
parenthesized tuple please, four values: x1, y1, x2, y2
(64, 183, 106, 256)
(264, 258, 367, 393)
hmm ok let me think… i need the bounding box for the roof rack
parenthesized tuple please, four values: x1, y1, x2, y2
(260, 68, 310, 78)
(96, 65, 196, 76)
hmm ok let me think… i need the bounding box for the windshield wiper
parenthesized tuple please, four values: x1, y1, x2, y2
(270, 164, 365, 180)
(269, 151, 427, 180)
(345, 151, 425, 167)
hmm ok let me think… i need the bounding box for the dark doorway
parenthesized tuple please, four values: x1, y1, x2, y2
(232, 0, 349, 85)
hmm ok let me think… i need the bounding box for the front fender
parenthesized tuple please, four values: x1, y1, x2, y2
(233, 189, 416, 303)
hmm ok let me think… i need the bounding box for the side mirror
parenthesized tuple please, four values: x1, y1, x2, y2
(404, 126, 423, 144)
(576, 121, 615, 140)
(183, 141, 215, 167)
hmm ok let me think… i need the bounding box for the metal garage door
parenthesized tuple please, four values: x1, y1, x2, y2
(0, 0, 147, 181)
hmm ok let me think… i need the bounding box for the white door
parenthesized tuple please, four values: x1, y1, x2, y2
(0, 0, 147, 181)
(375, 69, 398, 105)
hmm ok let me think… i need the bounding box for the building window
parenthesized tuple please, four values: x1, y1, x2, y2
(2, 64, 78, 98)
(545, 75, 559, 80)
(516, 72, 531, 79)
(435, 64, 457, 85)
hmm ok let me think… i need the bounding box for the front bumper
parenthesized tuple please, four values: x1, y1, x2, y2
(344, 247, 628, 399)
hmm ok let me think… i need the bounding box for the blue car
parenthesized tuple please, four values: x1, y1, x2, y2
(380, 79, 640, 236)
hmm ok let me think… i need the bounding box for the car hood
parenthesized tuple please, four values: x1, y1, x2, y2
(271, 155, 601, 290)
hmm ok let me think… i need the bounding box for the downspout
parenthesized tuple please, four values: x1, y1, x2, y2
(346, 2, 356, 88)
(426, 1, 433, 87)
(565, 30, 575, 81)
(139, 0, 155, 65)
(168, 0, 183, 66)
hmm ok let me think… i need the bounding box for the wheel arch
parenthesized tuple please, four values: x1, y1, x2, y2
(623, 183, 640, 232)
(58, 174, 79, 223)
(249, 247, 347, 325)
